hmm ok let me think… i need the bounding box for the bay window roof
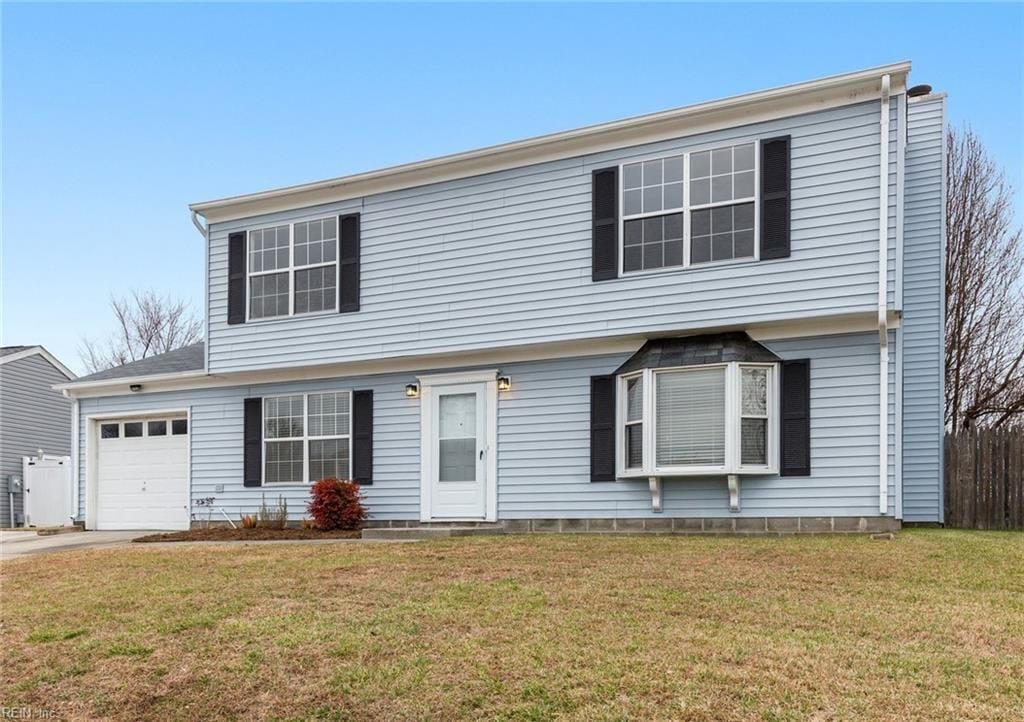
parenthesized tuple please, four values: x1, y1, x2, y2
(615, 332, 780, 375)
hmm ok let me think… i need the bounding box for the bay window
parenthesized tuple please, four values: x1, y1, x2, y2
(264, 391, 351, 483)
(617, 362, 777, 476)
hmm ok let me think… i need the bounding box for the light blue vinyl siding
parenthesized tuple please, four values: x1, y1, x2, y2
(500, 333, 890, 518)
(206, 99, 896, 374)
(78, 332, 891, 522)
(901, 95, 946, 522)
(78, 374, 421, 522)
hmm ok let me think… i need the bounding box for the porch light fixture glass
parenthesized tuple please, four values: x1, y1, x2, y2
(497, 376, 512, 392)
(405, 383, 420, 398)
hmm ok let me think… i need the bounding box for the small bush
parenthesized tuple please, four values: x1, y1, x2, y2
(256, 494, 288, 529)
(307, 478, 367, 531)
(240, 514, 257, 529)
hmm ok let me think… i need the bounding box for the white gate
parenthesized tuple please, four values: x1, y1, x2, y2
(23, 455, 73, 527)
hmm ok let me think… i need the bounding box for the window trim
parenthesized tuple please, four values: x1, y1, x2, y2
(98, 417, 188, 440)
(262, 390, 352, 484)
(615, 361, 778, 478)
(618, 138, 761, 277)
(245, 217, 340, 322)
(620, 372, 645, 471)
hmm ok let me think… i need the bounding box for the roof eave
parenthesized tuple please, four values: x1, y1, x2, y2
(54, 369, 206, 395)
(191, 61, 911, 224)
(0, 346, 76, 379)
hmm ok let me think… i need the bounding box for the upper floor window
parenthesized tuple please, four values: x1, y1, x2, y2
(621, 141, 757, 274)
(248, 218, 338, 320)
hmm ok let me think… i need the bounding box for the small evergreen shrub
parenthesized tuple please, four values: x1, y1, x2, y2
(307, 478, 367, 531)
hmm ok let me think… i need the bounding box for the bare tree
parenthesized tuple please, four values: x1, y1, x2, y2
(945, 126, 1024, 431)
(79, 290, 203, 373)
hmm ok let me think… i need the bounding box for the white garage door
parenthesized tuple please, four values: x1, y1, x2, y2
(96, 417, 189, 530)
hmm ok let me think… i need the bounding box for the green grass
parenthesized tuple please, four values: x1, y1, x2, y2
(1, 530, 1022, 720)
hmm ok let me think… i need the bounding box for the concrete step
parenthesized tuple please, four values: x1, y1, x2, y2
(362, 525, 506, 540)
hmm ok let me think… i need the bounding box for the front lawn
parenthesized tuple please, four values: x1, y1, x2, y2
(1, 530, 1021, 721)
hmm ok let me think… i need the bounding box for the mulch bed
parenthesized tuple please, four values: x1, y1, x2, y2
(133, 528, 362, 543)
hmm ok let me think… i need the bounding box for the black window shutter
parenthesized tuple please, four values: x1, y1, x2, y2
(352, 389, 373, 485)
(228, 231, 247, 324)
(760, 136, 791, 260)
(590, 375, 616, 481)
(339, 213, 361, 313)
(780, 359, 811, 476)
(243, 397, 263, 487)
(592, 168, 618, 281)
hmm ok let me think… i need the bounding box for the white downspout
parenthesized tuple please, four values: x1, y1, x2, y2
(191, 210, 211, 375)
(878, 74, 891, 515)
(190, 210, 208, 240)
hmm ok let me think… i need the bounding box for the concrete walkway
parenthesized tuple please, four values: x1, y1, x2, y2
(1, 530, 152, 560)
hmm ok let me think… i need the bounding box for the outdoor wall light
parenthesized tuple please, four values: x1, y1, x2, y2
(405, 383, 420, 398)
(497, 376, 512, 392)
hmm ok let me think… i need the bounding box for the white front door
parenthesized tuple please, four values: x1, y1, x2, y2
(427, 382, 489, 519)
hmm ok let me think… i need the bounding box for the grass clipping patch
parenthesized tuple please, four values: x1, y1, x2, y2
(132, 528, 362, 542)
(2, 530, 1023, 721)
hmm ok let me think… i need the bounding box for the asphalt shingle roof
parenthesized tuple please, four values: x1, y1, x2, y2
(73, 342, 205, 383)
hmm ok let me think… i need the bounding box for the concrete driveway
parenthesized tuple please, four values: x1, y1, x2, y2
(1, 530, 152, 560)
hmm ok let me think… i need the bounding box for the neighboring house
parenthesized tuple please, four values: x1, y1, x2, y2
(0, 346, 75, 526)
(56, 62, 946, 532)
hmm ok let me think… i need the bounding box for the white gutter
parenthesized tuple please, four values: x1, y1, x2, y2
(55, 369, 208, 393)
(878, 74, 891, 515)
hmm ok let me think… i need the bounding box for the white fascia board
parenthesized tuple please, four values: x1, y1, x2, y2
(417, 369, 498, 386)
(0, 346, 76, 379)
(55, 311, 897, 399)
(192, 62, 911, 224)
(55, 369, 207, 394)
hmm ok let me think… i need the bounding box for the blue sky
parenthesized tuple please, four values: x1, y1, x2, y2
(3, 2, 1022, 374)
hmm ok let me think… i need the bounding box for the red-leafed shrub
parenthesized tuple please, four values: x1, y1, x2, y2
(307, 478, 367, 531)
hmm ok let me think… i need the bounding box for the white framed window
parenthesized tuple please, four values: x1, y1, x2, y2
(246, 217, 339, 320)
(620, 141, 759, 274)
(623, 374, 644, 470)
(616, 362, 777, 477)
(263, 391, 351, 483)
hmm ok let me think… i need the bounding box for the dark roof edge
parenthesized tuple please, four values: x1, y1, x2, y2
(614, 332, 780, 375)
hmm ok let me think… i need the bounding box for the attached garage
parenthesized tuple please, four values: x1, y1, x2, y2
(92, 415, 190, 530)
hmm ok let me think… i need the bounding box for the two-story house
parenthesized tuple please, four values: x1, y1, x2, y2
(57, 62, 946, 533)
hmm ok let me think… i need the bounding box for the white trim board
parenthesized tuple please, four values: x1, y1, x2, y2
(56, 311, 898, 398)
(192, 63, 911, 224)
(0, 346, 76, 379)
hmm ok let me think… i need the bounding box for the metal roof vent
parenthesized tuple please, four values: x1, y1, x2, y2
(907, 84, 933, 97)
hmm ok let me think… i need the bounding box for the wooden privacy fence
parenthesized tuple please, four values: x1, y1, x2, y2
(945, 429, 1024, 530)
